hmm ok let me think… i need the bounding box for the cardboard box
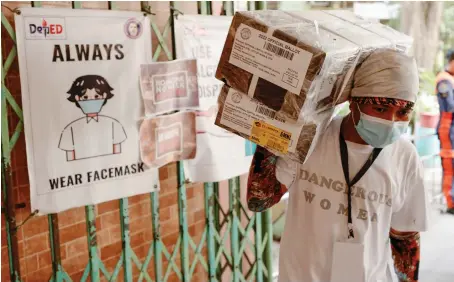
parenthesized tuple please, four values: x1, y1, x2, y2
(216, 10, 413, 120)
(215, 85, 334, 163)
(215, 10, 413, 163)
(215, 10, 360, 121)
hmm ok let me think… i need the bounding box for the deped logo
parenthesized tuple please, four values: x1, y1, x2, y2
(25, 17, 66, 39)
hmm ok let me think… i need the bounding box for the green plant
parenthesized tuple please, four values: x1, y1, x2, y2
(418, 69, 437, 96)
(411, 69, 439, 128)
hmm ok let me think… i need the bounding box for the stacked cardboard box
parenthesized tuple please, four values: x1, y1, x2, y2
(215, 10, 412, 163)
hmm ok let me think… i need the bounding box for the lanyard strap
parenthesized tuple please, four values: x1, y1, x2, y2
(339, 133, 382, 238)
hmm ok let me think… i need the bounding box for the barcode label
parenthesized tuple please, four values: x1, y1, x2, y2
(255, 105, 286, 123)
(264, 42, 294, 61)
(256, 105, 276, 119)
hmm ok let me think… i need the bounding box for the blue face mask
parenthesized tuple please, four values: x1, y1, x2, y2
(78, 99, 105, 114)
(354, 109, 409, 148)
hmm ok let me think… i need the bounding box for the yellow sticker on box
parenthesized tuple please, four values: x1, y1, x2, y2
(250, 120, 291, 154)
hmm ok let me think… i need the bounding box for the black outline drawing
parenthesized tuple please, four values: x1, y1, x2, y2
(58, 75, 127, 161)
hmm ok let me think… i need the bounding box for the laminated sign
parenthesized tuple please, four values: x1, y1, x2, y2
(15, 8, 159, 214)
(175, 15, 255, 182)
(140, 59, 199, 116)
(139, 111, 197, 168)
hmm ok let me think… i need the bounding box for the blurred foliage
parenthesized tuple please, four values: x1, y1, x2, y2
(419, 69, 437, 96)
(439, 1, 454, 69)
(415, 69, 439, 115)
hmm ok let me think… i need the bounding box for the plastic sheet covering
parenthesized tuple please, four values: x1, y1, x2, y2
(215, 10, 413, 164)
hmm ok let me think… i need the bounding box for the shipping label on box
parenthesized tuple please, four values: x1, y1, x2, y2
(219, 87, 304, 153)
(228, 23, 313, 95)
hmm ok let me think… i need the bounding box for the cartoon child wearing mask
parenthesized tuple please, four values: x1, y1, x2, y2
(59, 75, 127, 161)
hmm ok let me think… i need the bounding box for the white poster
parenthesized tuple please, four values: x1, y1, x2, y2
(175, 15, 255, 182)
(15, 8, 159, 214)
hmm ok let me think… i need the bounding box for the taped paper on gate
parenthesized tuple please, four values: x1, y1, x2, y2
(140, 59, 199, 116)
(139, 111, 197, 168)
(175, 15, 254, 182)
(14, 8, 159, 214)
(215, 10, 413, 125)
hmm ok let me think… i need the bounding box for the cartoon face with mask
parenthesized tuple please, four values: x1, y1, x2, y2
(58, 75, 127, 161)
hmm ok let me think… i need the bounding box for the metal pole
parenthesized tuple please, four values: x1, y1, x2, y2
(84, 205, 100, 280)
(67, 3, 102, 279)
(48, 214, 64, 282)
(177, 161, 190, 282)
(104, 3, 133, 280)
(140, 2, 165, 280)
(224, 1, 234, 16)
(213, 182, 221, 280)
(229, 178, 240, 282)
(198, 2, 218, 281)
(254, 212, 263, 282)
(119, 198, 133, 281)
(256, 1, 267, 10)
(251, 3, 273, 281)
(200, 0, 212, 15)
(151, 191, 163, 281)
(29, 5, 65, 282)
(262, 211, 273, 282)
(1, 155, 21, 282)
(1, 3, 22, 280)
(204, 182, 217, 282)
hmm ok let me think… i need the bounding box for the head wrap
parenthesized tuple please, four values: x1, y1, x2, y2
(350, 49, 418, 109)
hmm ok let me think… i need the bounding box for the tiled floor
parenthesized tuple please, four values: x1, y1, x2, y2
(271, 164, 454, 282)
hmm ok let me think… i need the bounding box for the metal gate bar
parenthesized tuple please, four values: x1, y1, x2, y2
(1, 8, 22, 281)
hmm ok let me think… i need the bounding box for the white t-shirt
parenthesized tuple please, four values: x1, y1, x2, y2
(277, 118, 429, 282)
(59, 115, 127, 160)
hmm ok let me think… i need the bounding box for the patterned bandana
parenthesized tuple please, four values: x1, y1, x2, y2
(351, 97, 415, 110)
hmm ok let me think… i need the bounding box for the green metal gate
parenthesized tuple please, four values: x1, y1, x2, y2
(1, 1, 273, 281)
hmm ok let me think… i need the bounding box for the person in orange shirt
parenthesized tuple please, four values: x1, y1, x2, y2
(436, 49, 454, 215)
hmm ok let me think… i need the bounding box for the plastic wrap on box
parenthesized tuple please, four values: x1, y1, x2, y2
(288, 10, 402, 109)
(215, 10, 360, 121)
(216, 10, 414, 122)
(325, 10, 413, 53)
(291, 10, 413, 109)
(215, 85, 333, 164)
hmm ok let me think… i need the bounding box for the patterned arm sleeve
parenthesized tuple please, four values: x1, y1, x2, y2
(389, 229, 421, 282)
(247, 146, 288, 212)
